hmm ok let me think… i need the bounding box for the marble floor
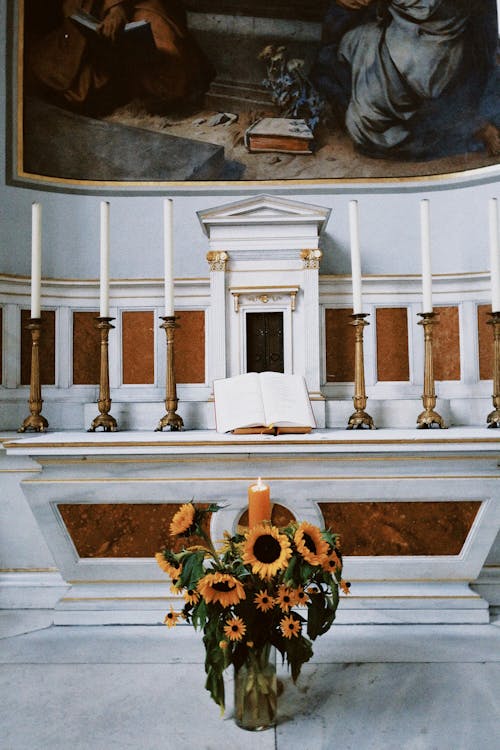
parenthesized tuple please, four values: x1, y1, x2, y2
(1, 615, 499, 750)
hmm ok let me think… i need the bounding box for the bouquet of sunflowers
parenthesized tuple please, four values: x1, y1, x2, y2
(156, 501, 349, 715)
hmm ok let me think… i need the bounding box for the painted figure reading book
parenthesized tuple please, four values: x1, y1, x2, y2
(27, 0, 214, 115)
(311, 0, 499, 159)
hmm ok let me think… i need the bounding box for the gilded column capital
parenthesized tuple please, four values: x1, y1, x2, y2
(300, 249, 322, 269)
(206, 251, 229, 271)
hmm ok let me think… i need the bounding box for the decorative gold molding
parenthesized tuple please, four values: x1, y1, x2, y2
(301, 248, 322, 269)
(230, 285, 299, 313)
(206, 251, 228, 271)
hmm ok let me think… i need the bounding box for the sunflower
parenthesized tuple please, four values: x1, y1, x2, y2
(242, 524, 292, 580)
(170, 503, 196, 536)
(224, 616, 246, 641)
(163, 606, 180, 628)
(197, 572, 246, 607)
(155, 552, 182, 580)
(170, 578, 183, 595)
(280, 615, 301, 639)
(184, 588, 200, 605)
(294, 522, 329, 566)
(293, 586, 310, 607)
(254, 590, 275, 613)
(340, 579, 351, 595)
(276, 585, 297, 612)
(322, 548, 342, 574)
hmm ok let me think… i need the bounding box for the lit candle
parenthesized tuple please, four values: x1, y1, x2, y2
(164, 199, 174, 316)
(31, 202, 42, 318)
(248, 477, 271, 528)
(420, 199, 433, 313)
(489, 198, 500, 313)
(99, 201, 110, 318)
(349, 200, 363, 314)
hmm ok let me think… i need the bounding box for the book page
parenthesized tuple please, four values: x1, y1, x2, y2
(259, 372, 316, 428)
(213, 373, 267, 433)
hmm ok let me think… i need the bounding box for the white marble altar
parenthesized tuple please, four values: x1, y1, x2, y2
(4, 428, 500, 625)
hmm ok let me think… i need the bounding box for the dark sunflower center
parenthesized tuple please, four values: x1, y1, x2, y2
(253, 535, 282, 563)
(262, 597, 269, 603)
(288, 623, 294, 629)
(231, 625, 238, 632)
(212, 580, 235, 592)
(303, 533, 317, 554)
(283, 595, 290, 603)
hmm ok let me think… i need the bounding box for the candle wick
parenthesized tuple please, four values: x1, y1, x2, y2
(257, 477, 263, 488)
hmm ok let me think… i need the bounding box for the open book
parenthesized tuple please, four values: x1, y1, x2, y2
(70, 11, 154, 50)
(213, 372, 316, 434)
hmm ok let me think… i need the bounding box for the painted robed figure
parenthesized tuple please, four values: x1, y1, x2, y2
(26, 0, 214, 114)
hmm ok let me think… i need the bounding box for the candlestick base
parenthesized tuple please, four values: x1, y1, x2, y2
(88, 413, 118, 433)
(347, 409, 375, 430)
(416, 408, 446, 430)
(87, 317, 118, 433)
(18, 413, 49, 433)
(18, 317, 49, 433)
(155, 316, 184, 432)
(486, 409, 500, 428)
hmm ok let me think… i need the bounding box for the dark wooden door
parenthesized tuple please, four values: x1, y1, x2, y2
(246, 312, 284, 373)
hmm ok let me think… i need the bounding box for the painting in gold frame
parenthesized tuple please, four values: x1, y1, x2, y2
(14, 0, 500, 188)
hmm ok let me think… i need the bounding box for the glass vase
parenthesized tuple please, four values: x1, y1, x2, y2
(234, 644, 277, 731)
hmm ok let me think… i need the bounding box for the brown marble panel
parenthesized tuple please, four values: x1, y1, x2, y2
(319, 501, 480, 556)
(174, 310, 205, 383)
(58, 503, 213, 557)
(478, 304, 493, 381)
(376, 308, 409, 381)
(433, 306, 460, 381)
(325, 308, 355, 382)
(72, 311, 100, 385)
(122, 311, 155, 385)
(20, 309, 55, 385)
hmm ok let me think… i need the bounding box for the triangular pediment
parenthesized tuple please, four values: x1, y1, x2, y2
(198, 194, 330, 237)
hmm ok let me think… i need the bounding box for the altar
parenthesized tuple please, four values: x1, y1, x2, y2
(4, 427, 499, 626)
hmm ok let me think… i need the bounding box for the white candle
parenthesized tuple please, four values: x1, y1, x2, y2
(99, 201, 110, 318)
(420, 199, 433, 313)
(163, 199, 174, 316)
(489, 198, 500, 313)
(349, 200, 363, 314)
(30, 202, 42, 318)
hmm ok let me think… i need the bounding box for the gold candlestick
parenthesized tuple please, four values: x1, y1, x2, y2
(88, 317, 117, 432)
(347, 313, 375, 429)
(18, 318, 49, 433)
(487, 310, 500, 428)
(417, 311, 446, 429)
(155, 316, 184, 431)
